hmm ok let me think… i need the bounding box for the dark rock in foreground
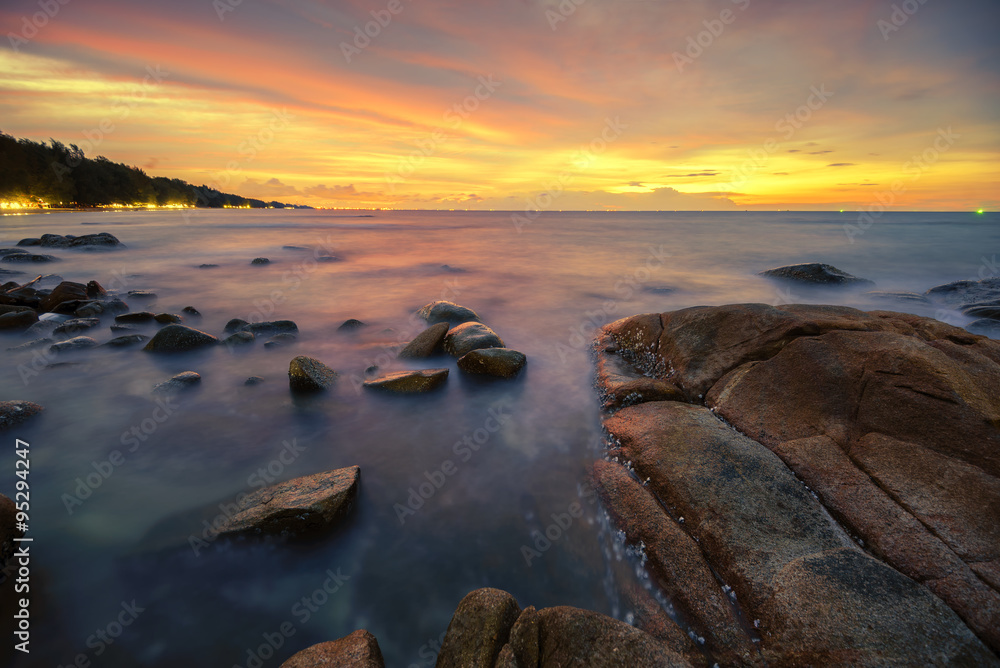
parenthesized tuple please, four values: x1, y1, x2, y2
(437, 588, 521, 668)
(289, 356, 337, 392)
(213, 466, 359, 538)
(759, 263, 874, 286)
(417, 300, 480, 324)
(363, 369, 448, 393)
(398, 322, 449, 358)
(444, 322, 504, 358)
(17, 232, 124, 249)
(143, 325, 219, 353)
(457, 348, 526, 378)
(0, 401, 43, 431)
(280, 630, 385, 668)
(596, 303, 1000, 662)
(0, 309, 37, 331)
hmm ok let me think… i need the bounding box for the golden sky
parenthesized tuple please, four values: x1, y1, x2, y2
(2, 0, 998, 210)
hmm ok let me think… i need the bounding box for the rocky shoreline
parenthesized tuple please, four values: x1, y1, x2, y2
(2, 238, 1000, 666)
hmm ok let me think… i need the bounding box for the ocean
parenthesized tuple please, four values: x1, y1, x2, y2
(0, 209, 996, 666)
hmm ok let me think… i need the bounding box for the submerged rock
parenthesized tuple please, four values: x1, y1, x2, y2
(926, 277, 1000, 307)
(224, 318, 249, 334)
(338, 318, 367, 332)
(49, 336, 98, 353)
(115, 311, 157, 324)
(0, 401, 43, 431)
(0, 309, 37, 331)
(240, 320, 298, 336)
(154, 313, 183, 324)
(250, 257, 270, 265)
(53, 317, 101, 335)
(289, 356, 337, 392)
(18, 232, 124, 249)
(105, 334, 149, 347)
(457, 348, 526, 379)
(39, 281, 88, 311)
(128, 290, 157, 300)
(398, 322, 449, 359)
(222, 331, 255, 347)
(244, 376, 264, 386)
(264, 333, 297, 348)
(363, 369, 448, 393)
(417, 300, 480, 324)
(444, 322, 504, 358)
(864, 290, 931, 305)
(595, 304, 1000, 660)
(153, 371, 202, 394)
(213, 466, 359, 537)
(0, 251, 58, 263)
(181, 306, 201, 317)
(143, 325, 219, 353)
(759, 263, 874, 285)
(280, 630, 385, 668)
(968, 318, 1000, 337)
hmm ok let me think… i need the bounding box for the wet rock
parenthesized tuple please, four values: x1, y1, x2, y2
(444, 322, 504, 358)
(864, 290, 931, 304)
(363, 369, 448, 393)
(128, 290, 157, 300)
(250, 257, 270, 265)
(282, 245, 309, 251)
(0, 268, 24, 277)
(181, 306, 201, 317)
(279, 630, 385, 668)
(7, 338, 53, 352)
(289, 356, 337, 392)
(86, 280, 106, 298)
(0, 309, 38, 331)
(24, 320, 60, 339)
(199, 264, 218, 269)
(18, 232, 124, 249)
(214, 466, 359, 537)
(49, 336, 98, 353)
(39, 281, 87, 311)
(364, 365, 378, 376)
(153, 371, 202, 394)
(926, 277, 1000, 307)
(244, 376, 264, 386)
(110, 324, 139, 333)
(0, 401, 43, 431)
(115, 311, 156, 324)
(398, 322, 449, 359)
(0, 304, 33, 316)
(759, 263, 874, 286)
(105, 334, 150, 347)
(457, 348, 526, 379)
(53, 317, 101, 335)
(264, 333, 297, 348)
(143, 325, 219, 353)
(223, 331, 255, 347)
(0, 251, 59, 263)
(968, 318, 1000, 337)
(437, 588, 521, 668)
(417, 300, 480, 324)
(224, 318, 249, 334)
(240, 320, 298, 336)
(964, 303, 1000, 320)
(75, 297, 129, 317)
(154, 313, 183, 324)
(337, 318, 367, 332)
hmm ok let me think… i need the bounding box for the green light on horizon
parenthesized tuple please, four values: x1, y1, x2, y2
(978, 209, 985, 214)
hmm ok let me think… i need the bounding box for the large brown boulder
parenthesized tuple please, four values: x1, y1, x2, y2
(280, 630, 384, 667)
(39, 280, 87, 311)
(443, 322, 504, 358)
(143, 325, 219, 353)
(595, 304, 1000, 663)
(437, 588, 521, 668)
(398, 322, 449, 358)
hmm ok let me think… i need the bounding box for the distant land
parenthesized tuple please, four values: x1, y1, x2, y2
(0, 131, 308, 211)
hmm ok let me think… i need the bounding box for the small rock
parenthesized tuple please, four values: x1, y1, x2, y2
(316, 255, 340, 262)
(115, 311, 157, 324)
(50, 336, 98, 353)
(105, 334, 150, 347)
(154, 313, 183, 324)
(417, 300, 481, 324)
(364, 365, 379, 376)
(250, 257, 270, 265)
(153, 371, 202, 394)
(0, 310, 38, 331)
(398, 322, 449, 359)
(127, 290, 157, 300)
(0, 401, 44, 431)
(39, 281, 87, 311)
(110, 324, 139, 333)
(444, 322, 504, 358)
(85, 280, 106, 298)
(240, 320, 298, 336)
(289, 356, 338, 392)
(224, 318, 249, 334)
(143, 325, 219, 353)
(758, 263, 874, 286)
(457, 348, 526, 379)
(244, 376, 265, 386)
(18, 232, 124, 249)
(199, 264, 219, 269)
(865, 291, 931, 305)
(264, 333, 297, 348)
(181, 306, 201, 317)
(280, 630, 385, 668)
(338, 318, 367, 332)
(222, 331, 255, 347)
(53, 317, 101, 335)
(214, 466, 360, 537)
(363, 369, 449, 393)
(7, 338, 53, 352)
(23, 320, 59, 338)
(0, 252, 58, 263)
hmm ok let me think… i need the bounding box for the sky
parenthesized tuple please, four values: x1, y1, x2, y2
(1, 0, 998, 211)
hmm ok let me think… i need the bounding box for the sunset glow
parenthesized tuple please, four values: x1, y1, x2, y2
(2, 0, 997, 211)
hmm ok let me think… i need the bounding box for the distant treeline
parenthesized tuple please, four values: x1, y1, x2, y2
(0, 132, 305, 209)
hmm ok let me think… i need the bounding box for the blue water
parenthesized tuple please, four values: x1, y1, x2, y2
(0, 210, 996, 667)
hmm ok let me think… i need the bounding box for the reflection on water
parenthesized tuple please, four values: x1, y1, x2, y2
(0, 209, 996, 666)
